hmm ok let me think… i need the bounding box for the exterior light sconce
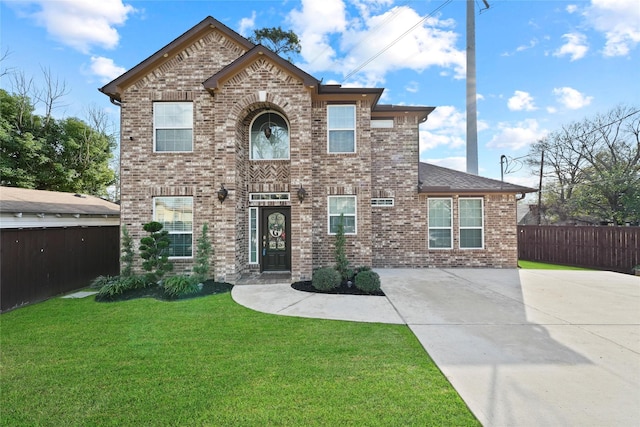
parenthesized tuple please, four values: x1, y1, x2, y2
(217, 184, 228, 203)
(297, 186, 307, 203)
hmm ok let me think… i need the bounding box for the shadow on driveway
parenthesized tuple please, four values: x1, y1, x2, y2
(377, 268, 640, 427)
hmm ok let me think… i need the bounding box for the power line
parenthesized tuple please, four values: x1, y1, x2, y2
(341, 0, 454, 83)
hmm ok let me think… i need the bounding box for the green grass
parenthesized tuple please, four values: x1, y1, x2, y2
(1, 292, 479, 426)
(518, 260, 593, 270)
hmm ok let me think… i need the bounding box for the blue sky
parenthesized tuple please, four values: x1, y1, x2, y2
(1, 0, 639, 187)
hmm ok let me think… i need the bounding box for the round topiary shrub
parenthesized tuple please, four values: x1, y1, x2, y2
(312, 267, 341, 291)
(354, 270, 381, 293)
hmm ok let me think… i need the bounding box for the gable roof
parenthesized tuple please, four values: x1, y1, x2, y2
(100, 16, 254, 102)
(0, 187, 120, 216)
(99, 15, 435, 121)
(203, 44, 319, 92)
(418, 163, 536, 194)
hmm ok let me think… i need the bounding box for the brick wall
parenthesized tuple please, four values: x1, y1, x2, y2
(118, 24, 519, 282)
(372, 192, 519, 268)
(311, 100, 373, 270)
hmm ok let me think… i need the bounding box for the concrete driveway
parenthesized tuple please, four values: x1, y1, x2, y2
(232, 268, 639, 426)
(377, 269, 640, 427)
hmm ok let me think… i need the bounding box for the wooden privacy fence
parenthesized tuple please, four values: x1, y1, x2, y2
(1, 226, 119, 312)
(518, 225, 640, 273)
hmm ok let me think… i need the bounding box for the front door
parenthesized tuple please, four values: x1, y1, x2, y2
(261, 207, 291, 271)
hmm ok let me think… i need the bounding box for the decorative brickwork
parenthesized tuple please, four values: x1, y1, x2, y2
(105, 17, 526, 283)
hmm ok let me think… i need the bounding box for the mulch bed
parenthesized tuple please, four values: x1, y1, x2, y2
(95, 280, 233, 303)
(291, 280, 385, 296)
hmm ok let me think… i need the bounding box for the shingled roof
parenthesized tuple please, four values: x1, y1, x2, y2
(0, 187, 120, 216)
(418, 163, 536, 194)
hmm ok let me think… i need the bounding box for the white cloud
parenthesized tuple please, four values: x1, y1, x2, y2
(502, 38, 538, 56)
(289, 2, 465, 86)
(405, 81, 419, 93)
(566, 5, 579, 14)
(584, 0, 640, 56)
(420, 105, 466, 152)
(486, 119, 547, 150)
(419, 105, 489, 155)
(507, 91, 537, 111)
(554, 32, 589, 61)
(552, 87, 594, 109)
(89, 56, 126, 83)
(18, 0, 136, 54)
(288, 0, 348, 71)
(238, 11, 256, 38)
(424, 157, 466, 172)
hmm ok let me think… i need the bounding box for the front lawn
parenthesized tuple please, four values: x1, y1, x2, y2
(1, 291, 479, 426)
(518, 260, 593, 270)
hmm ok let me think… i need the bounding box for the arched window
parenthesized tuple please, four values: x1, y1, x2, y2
(250, 111, 289, 160)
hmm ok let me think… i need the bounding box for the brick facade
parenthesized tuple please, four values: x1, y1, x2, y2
(102, 16, 528, 283)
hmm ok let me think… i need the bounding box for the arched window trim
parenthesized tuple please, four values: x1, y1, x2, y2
(249, 110, 290, 161)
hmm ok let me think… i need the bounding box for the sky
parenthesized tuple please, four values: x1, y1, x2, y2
(1, 0, 639, 188)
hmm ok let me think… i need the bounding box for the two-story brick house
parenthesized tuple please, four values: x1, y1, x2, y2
(100, 16, 534, 283)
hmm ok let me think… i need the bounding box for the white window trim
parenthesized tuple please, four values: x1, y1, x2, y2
(249, 193, 291, 202)
(152, 196, 193, 259)
(248, 207, 259, 264)
(153, 101, 194, 153)
(327, 104, 356, 154)
(371, 198, 394, 207)
(327, 195, 357, 235)
(427, 197, 453, 250)
(249, 111, 291, 161)
(459, 197, 484, 250)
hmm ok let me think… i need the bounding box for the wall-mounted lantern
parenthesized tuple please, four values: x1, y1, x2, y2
(297, 185, 307, 203)
(217, 184, 228, 203)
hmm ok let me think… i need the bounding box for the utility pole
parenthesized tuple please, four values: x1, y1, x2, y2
(537, 150, 544, 225)
(466, 0, 489, 175)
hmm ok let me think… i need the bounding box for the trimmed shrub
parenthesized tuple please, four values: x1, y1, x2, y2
(354, 270, 381, 293)
(312, 267, 341, 291)
(139, 221, 173, 283)
(192, 223, 212, 284)
(163, 275, 199, 299)
(333, 214, 350, 281)
(120, 225, 134, 277)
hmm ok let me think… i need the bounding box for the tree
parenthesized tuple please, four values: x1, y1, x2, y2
(249, 27, 301, 61)
(0, 88, 116, 197)
(528, 105, 640, 225)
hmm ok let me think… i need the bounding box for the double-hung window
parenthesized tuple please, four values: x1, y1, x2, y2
(428, 198, 452, 249)
(153, 102, 193, 152)
(327, 105, 356, 153)
(153, 197, 193, 257)
(328, 196, 357, 235)
(459, 198, 484, 249)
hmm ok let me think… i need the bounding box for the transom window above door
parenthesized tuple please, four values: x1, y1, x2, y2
(250, 111, 290, 160)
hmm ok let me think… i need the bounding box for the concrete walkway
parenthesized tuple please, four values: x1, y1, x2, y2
(232, 269, 640, 427)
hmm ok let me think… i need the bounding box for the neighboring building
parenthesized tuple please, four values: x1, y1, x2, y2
(0, 187, 120, 311)
(100, 16, 534, 282)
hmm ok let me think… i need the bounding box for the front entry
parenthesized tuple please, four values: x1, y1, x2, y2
(260, 207, 291, 272)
